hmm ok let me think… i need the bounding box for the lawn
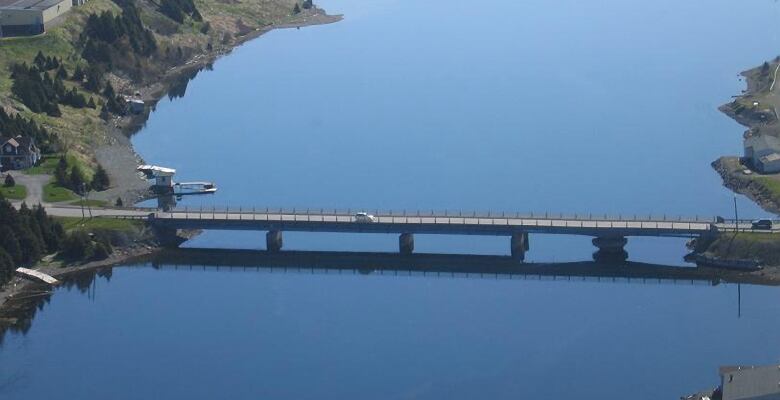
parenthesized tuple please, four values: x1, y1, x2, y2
(54, 216, 142, 232)
(27, 155, 64, 175)
(755, 177, 780, 202)
(68, 199, 108, 207)
(0, 184, 27, 200)
(43, 181, 78, 203)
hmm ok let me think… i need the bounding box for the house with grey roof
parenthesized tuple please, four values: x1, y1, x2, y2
(719, 364, 780, 400)
(0, 135, 40, 170)
(744, 134, 780, 174)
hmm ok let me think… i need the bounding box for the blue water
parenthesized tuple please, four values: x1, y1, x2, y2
(3, 0, 780, 398)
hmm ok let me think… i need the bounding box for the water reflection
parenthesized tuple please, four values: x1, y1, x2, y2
(1, 248, 774, 344)
(0, 268, 113, 345)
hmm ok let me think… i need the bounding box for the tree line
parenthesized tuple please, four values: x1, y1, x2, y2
(53, 156, 110, 195)
(9, 57, 96, 117)
(0, 199, 64, 286)
(0, 195, 118, 287)
(159, 0, 202, 24)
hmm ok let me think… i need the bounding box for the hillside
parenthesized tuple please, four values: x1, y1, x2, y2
(0, 0, 339, 201)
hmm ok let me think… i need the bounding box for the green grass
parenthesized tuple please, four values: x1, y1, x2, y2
(68, 199, 108, 207)
(54, 216, 142, 232)
(755, 177, 780, 202)
(43, 181, 78, 203)
(0, 184, 27, 200)
(27, 155, 63, 175)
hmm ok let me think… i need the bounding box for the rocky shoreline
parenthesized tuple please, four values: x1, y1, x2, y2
(715, 62, 780, 215)
(90, 9, 343, 205)
(0, 8, 342, 333)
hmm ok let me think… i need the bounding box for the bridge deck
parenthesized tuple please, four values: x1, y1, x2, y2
(149, 210, 717, 237)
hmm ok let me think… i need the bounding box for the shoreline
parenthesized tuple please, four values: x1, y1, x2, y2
(714, 61, 780, 215)
(0, 8, 342, 331)
(90, 9, 343, 205)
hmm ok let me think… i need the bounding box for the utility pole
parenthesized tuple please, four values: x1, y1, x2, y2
(733, 194, 739, 233)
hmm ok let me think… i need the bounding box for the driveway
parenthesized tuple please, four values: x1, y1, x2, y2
(7, 171, 51, 206)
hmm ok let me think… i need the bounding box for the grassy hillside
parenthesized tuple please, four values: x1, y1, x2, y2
(0, 0, 306, 171)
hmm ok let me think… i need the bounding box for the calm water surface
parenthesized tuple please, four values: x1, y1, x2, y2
(3, 0, 780, 398)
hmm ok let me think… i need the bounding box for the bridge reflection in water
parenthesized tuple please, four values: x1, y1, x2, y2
(146, 248, 776, 287)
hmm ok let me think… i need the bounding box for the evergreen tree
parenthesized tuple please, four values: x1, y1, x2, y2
(33, 51, 46, 70)
(91, 164, 110, 191)
(54, 156, 69, 187)
(72, 65, 85, 82)
(4, 174, 15, 187)
(0, 225, 23, 265)
(70, 166, 86, 194)
(56, 65, 68, 80)
(293, 3, 301, 14)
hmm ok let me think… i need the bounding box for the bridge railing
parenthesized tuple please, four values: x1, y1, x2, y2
(161, 206, 718, 224)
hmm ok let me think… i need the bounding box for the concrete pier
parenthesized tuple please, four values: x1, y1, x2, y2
(266, 230, 283, 252)
(399, 233, 414, 254)
(592, 236, 628, 262)
(511, 232, 529, 261)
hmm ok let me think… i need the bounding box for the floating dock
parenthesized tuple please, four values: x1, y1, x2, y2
(15, 268, 60, 285)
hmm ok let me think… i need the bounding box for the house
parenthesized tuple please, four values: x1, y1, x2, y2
(127, 99, 145, 114)
(719, 365, 780, 400)
(0, 0, 72, 37)
(744, 134, 780, 173)
(0, 135, 41, 170)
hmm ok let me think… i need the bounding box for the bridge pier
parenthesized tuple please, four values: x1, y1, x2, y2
(399, 233, 414, 255)
(592, 236, 628, 263)
(511, 232, 529, 261)
(266, 230, 283, 252)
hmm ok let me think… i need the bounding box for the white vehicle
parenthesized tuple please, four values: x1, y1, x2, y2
(354, 212, 377, 223)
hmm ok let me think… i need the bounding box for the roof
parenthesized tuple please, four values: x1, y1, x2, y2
(1, 135, 35, 150)
(745, 134, 780, 153)
(719, 365, 780, 400)
(0, 0, 68, 10)
(137, 165, 176, 176)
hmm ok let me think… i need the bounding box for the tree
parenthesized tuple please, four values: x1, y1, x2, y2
(302, 0, 312, 9)
(33, 51, 46, 70)
(0, 225, 23, 265)
(72, 65, 85, 82)
(4, 174, 15, 187)
(91, 164, 110, 191)
(87, 97, 97, 109)
(293, 3, 301, 14)
(70, 166, 86, 194)
(56, 65, 68, 80)
(54, 156, 68, 186)
(60, 231, 93, 261)
(115, 197, 123, 207)
(761, 61, 770, 74)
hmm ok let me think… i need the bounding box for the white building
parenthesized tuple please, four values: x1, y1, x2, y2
(744, 134, 780, 174)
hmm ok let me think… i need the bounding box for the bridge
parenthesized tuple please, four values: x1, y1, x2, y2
(131, 207, 759, 261)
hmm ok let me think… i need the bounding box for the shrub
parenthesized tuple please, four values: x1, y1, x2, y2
(4, 174, 15, 187)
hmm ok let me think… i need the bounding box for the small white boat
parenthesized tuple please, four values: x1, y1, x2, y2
(173, 181, 217, 195)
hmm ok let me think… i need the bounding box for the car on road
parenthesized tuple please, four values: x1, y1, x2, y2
(354, 212, 377, 223)
(751, 219, 773, 230)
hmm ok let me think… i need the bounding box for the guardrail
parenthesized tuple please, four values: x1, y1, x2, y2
(157, 206, 720, 224)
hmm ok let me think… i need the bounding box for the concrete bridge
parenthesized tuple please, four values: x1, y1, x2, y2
(136, 207, 752, 261)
